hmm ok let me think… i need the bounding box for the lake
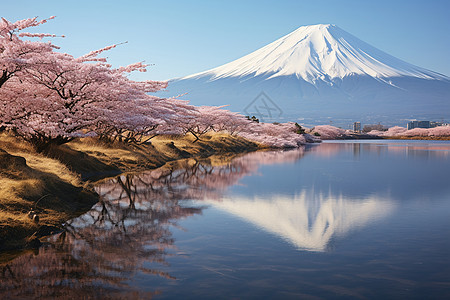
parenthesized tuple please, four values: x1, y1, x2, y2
(1, 140, 450, 299)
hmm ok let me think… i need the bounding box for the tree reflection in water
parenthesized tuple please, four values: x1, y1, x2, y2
(0, 149, 306, 299)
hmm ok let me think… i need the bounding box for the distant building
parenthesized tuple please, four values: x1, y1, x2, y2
(407, 120, 444, 130)
(353, 122, 361, 133)
(430, 121, 448, 127)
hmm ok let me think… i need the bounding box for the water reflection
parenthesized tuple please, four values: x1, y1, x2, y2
(317, 140, 450, 160)
(0, 177, 201, 298)
(209, 192, 395, 252)
(0, 150, 307, 298)
(2, 142, 448, 298)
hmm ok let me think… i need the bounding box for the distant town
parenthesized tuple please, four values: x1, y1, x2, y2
(351, 120, 449, 133)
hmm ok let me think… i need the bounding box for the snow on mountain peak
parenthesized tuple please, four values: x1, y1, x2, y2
(182, 24, 445, 83)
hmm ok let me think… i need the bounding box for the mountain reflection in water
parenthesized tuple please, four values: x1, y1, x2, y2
(209, 192, 395, 252)
(2, 141, 448, 299)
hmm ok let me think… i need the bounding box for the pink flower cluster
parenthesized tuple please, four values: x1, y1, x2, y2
(0, 17, 314, 151)
(237, 122, 308, 148)
(369, 125, 450, 138)
(309, 125, 347, 139)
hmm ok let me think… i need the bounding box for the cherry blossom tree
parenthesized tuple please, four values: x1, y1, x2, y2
(237, 122, 309, 148)
(369, 125, 450, 138)
(0, 16, 57, 88)
(178, 106, 250, 142)
(0, 16, 199, 152)
(428, 125, 450, 137)
(309, 125, 346, 140)
(96, 96, 198, 144)
(402, 128, 429, 137)
(0, 47, 175, 151)
(207, 106, 250, 134)
(178, 106, 217, 142)
(176, 105, 313, 147)
(1, 16, 315, 152)
(370, 126, 407, 137)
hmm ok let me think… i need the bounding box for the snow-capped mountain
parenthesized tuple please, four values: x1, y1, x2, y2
(160, 24, 450, 126)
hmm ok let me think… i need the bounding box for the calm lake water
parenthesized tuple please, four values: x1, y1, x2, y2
(1, 140, 450, 299)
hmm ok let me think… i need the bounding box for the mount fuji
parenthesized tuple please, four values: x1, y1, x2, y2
(159, 24, 450, 126)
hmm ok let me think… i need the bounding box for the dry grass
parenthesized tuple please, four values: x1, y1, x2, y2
(0, 131, 260, 251)
(0, 133, 81, 186)
(0, 133, 98, 250)
(67, 132, 261, 173)
(0, 177, 42, 231)
(69, 138, 141, 163)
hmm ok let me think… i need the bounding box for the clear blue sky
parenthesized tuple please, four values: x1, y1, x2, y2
(3, 0, 449, 81)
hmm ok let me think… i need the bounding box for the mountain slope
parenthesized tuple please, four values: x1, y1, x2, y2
(183, 24, 444, 82)
(160, 24, 450, 126)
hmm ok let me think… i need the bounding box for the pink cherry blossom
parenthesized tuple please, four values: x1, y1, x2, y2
(1, 16, 315, 152)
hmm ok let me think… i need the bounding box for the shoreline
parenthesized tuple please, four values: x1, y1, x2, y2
(332, 133, 450, 141)
(0, 132, 262, 252)
(1, 133, 448, 253)
(382, 136, 450, 141)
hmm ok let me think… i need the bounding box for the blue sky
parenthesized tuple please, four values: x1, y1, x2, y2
(3, 0, 449, 81)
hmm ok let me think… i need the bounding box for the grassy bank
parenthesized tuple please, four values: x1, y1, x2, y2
(0, 132, 261, 251)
